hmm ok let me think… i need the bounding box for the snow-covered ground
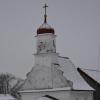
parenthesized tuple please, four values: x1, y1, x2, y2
(0, 94, 16, 100)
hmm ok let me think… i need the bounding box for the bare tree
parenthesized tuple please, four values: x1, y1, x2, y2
(0, 73, 24, 100)
(0, 73, 15, 94)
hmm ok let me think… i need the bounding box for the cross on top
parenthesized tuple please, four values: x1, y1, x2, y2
(43, 4, 48, 23)
(43, 3, 48, 16)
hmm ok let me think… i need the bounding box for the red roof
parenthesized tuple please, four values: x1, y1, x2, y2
(37, 23, 55, 34)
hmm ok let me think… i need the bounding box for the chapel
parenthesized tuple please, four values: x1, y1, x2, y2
(19, 4, 93, 100)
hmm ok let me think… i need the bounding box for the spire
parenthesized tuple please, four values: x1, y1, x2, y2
(43, 3, 48, 23)
(37, 4, 55, 34)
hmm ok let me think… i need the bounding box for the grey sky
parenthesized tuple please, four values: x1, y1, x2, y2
(0, 0, 100, 78)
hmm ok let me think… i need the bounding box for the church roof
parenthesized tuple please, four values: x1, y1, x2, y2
(58, 56, 93, 90)
(77, 68, 100, 90)
(37, 23, 55, 34)
(80, 68, 100, 85)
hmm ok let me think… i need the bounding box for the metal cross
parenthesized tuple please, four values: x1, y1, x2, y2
(43, 4, 48, 23)
(43, 3, 48, 16)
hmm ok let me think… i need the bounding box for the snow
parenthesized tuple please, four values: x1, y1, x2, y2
(58, 56, 94, 90)
(19, 87, 71, 93)
(0, 94, 16, 100)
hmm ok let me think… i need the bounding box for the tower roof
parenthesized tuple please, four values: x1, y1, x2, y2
(37, 4, 55, 34)
(37, 23, 55, 34)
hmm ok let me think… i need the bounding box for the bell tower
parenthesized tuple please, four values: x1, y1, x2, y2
(34, 4, 58, 67)
(36, 4, 56, 54)
(21, 4, 72, 90)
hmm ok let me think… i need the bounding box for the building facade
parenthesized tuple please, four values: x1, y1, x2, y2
(19, 4, 93, 100)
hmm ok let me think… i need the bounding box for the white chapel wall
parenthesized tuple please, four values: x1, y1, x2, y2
(21, 90, 93, 100)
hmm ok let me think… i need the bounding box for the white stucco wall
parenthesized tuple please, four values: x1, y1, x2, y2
(34, 53, 59, 67)
(36, 34, 56, 54)
(20, 89, 93, 100)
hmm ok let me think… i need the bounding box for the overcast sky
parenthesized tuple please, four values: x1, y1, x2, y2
(0, 0, 100, 78)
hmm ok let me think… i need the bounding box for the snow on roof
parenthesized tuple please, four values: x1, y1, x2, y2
(58, 56, 93, 90)
(19, 87, 71, 93)
(82, 69, 100, 84)
(0, 94, 16, 100)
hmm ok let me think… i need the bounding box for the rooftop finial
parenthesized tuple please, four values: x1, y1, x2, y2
(43, 3, 48, 23)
